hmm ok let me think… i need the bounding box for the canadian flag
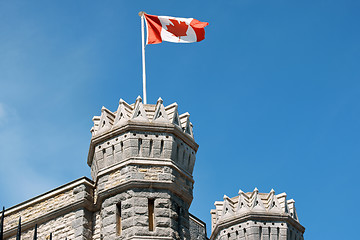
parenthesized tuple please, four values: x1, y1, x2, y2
(144, 13, 209, 44)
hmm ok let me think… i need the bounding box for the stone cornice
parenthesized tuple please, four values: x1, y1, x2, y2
(189, 213, 208, 236)
(95, 157, 195, 184)
(125, 236, 173, 239)
(95, 179, 193, 209)
(3, 198, 93, 238)
(3, 177, 95, 238)
(3, 177, 94, 216)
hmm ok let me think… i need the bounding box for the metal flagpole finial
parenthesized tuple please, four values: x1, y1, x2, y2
(138, 11, 146, 17)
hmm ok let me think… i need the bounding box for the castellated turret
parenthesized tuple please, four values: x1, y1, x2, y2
(0, 96, 303, 240)
(1, 96, 207, 240)
(210, 188, 305, 240)
(87, 96, 203, 240)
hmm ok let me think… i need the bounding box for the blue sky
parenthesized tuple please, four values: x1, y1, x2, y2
(0, 1, 359, 239)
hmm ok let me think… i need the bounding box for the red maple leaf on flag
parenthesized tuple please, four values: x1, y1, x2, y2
(166, 19, 189, 38)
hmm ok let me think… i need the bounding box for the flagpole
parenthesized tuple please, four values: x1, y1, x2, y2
(139, 11, 147, 104)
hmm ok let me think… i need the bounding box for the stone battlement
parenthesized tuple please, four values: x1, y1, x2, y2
(2, 97, 206, 240)
(1, 95, 304, 240)
(211, 188, 299, 226)
(87, 97, 199, 183)
(90, 96, 194, 139)
(210, 188, 304, 240)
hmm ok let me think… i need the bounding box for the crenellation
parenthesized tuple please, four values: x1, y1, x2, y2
(88, 98, 198, 182)
(1, 97, 304, 239)
(210, 189, 305, 240)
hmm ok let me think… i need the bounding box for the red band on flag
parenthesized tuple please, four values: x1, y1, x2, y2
(190, 19, 209, 42)
(144, 14, 162, 44)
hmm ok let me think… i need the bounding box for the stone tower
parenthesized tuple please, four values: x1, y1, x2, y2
(88, 96, 200, 240)
(210, 188, 305, 240)
(0, 96, 302, 240)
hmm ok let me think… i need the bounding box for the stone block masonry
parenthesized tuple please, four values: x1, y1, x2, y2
(2, 97, 207, 240)
(98, 189, 191, 240)
(96, 164, 194, 204)
(1, 97, 304, 239)
(189, 214, 207, 240)
(6, 211, 76, 240)
(91, 130, 197, 182)
(2, 177, 94, 239)
(86, 97, 201, 240)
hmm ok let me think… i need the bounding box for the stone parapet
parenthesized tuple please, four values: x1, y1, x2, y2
(90, 129, 197, 181)
(2, 177, 94, 239)
(5, 211, 76, 240)
(88, 97, 198, 181)
(210, 188, 305, 240)
(189, 213, 207, 240)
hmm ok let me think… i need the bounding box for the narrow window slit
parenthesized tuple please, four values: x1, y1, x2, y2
(176, 205, 181, 232)
(148, 199, 155, 231)
(116, 203, 122, 236)
(160, 140, 164, 155)
(176, 145, 179, 161)
(138, 138, 142, 155)
(269, 227, 271, 238)
(149, 139, 153, 156)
